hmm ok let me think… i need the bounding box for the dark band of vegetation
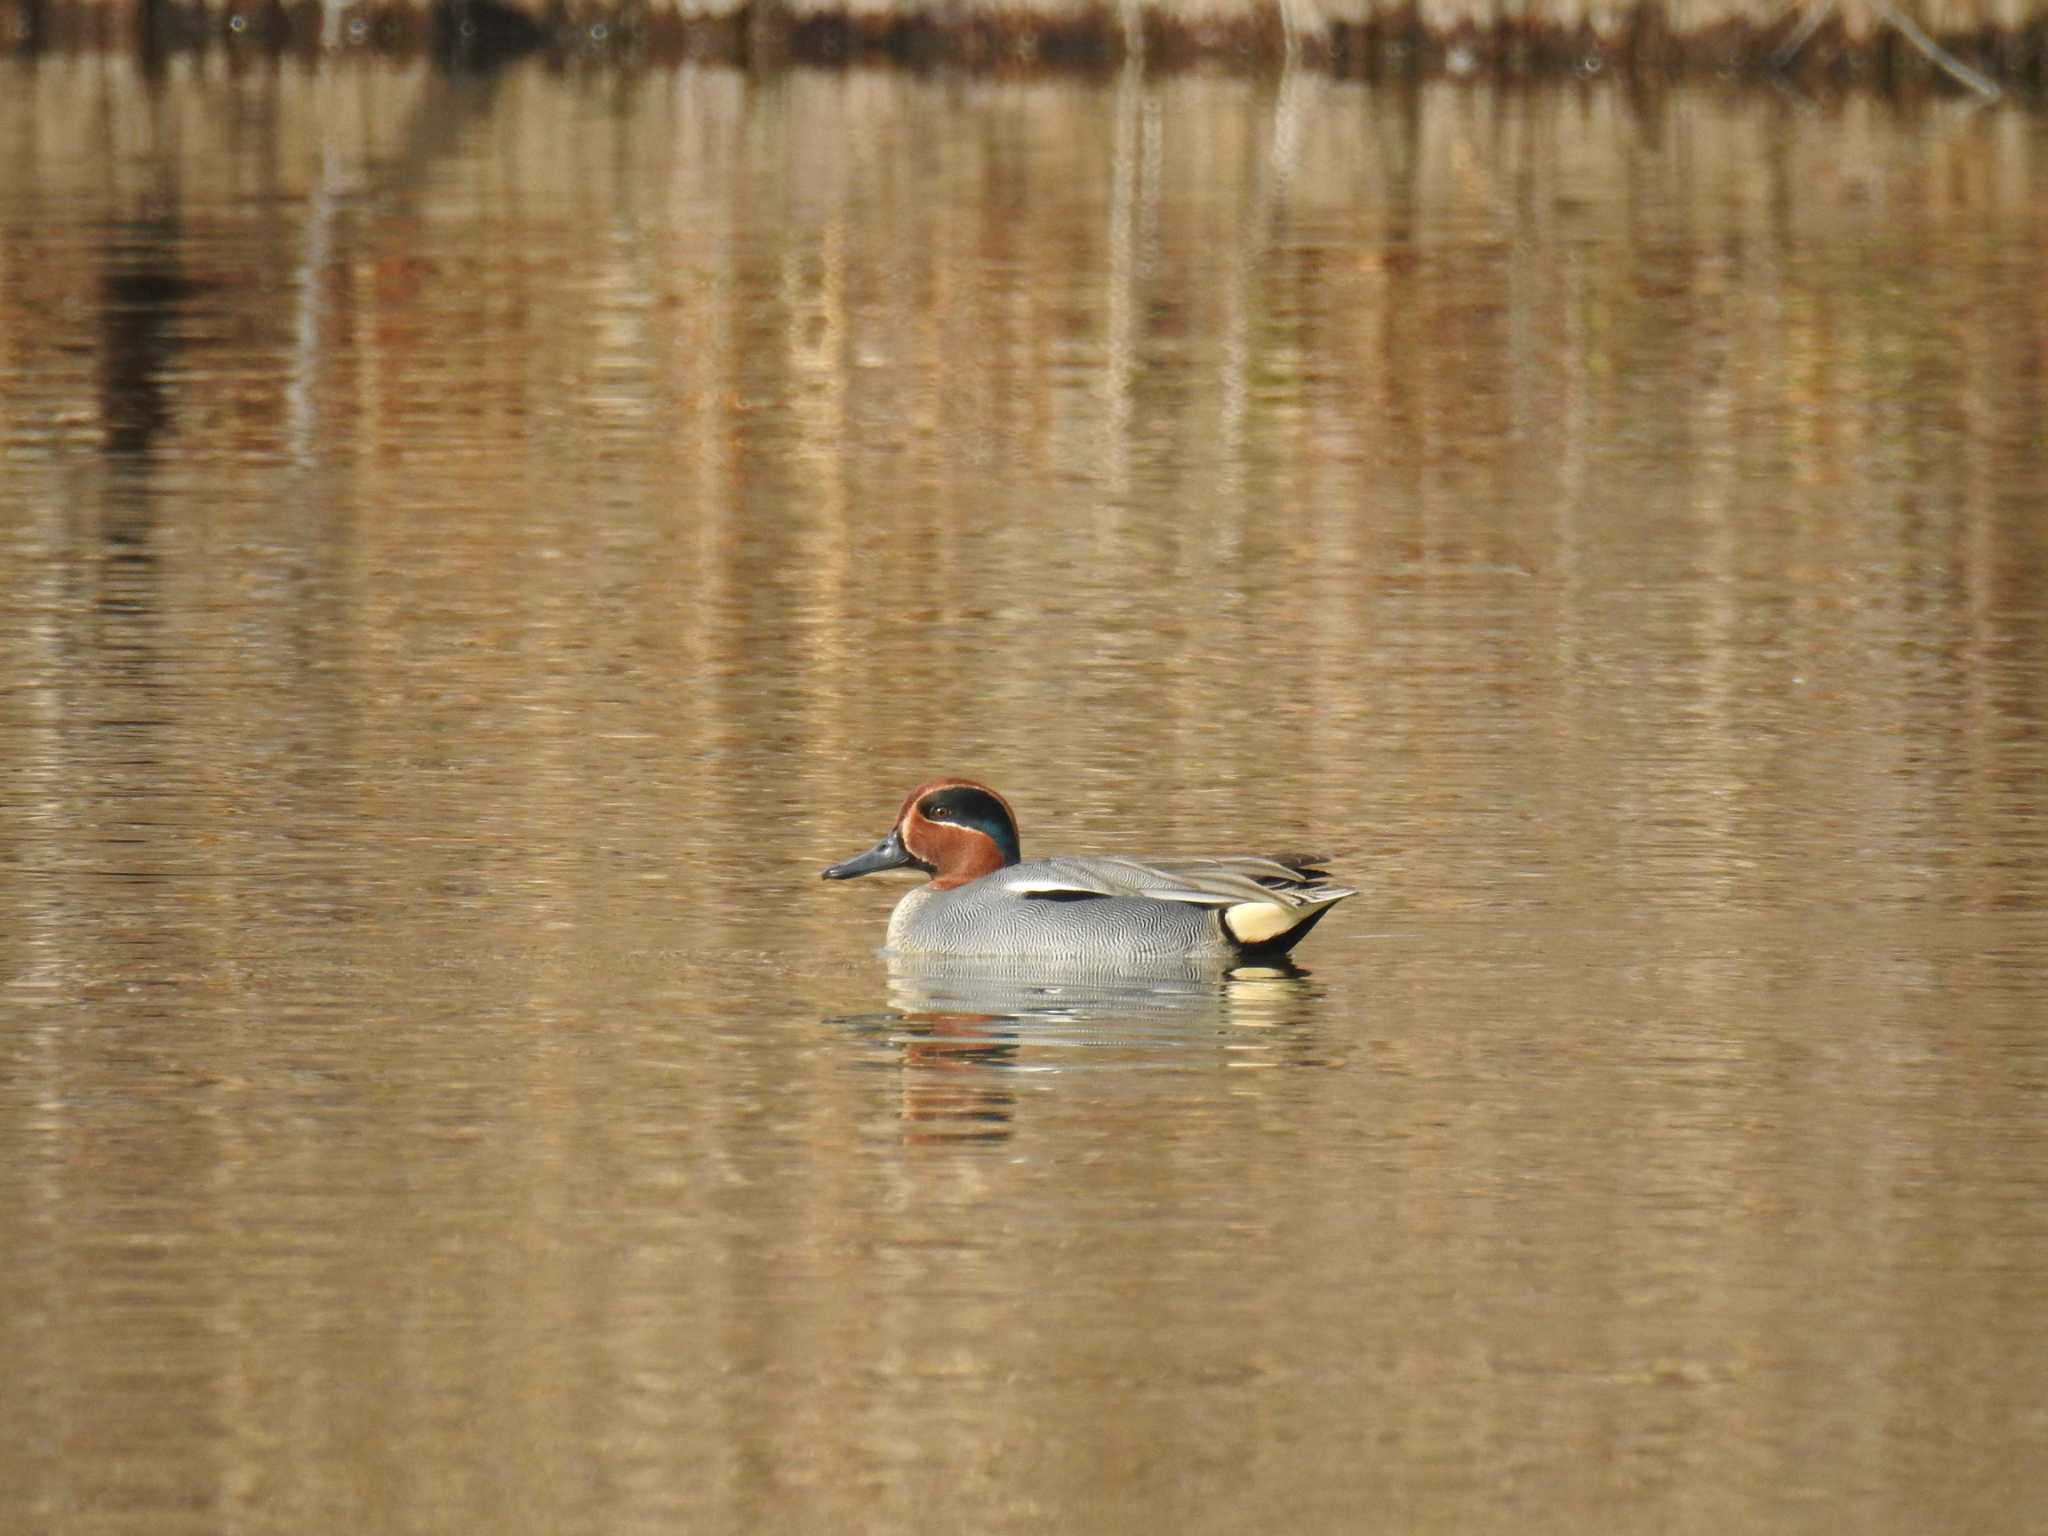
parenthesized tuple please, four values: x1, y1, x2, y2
(7, 0, 2042, 91)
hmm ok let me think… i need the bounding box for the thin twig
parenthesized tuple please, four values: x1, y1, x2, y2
(1865, 0, 2003, 98)
(1770, 0, 1836, 70)
(1118, 0, 1144, 64)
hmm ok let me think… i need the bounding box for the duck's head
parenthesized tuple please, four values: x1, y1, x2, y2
(822, 779, 1022, 890)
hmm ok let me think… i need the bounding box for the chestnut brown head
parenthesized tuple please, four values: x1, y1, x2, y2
(822, 779, 1021, 890)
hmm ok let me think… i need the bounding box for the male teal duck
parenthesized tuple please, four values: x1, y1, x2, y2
(822, 779, 1355, 961)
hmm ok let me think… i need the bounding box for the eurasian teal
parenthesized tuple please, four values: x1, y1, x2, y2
(822, 779, 1354, 961)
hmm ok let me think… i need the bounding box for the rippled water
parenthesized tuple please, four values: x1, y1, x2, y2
(2, 56, 2045, 1534)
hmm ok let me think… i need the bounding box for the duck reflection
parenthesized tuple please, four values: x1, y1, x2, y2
(832, 955, 1327, 1142)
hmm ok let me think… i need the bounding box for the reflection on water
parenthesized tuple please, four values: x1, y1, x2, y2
(836, 959, 1332, 1140)
(2, 54, 2046, 1536)
(879, 952, 1304, 1017)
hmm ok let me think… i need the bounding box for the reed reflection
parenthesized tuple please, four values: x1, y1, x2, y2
(99, 225, 195, 461)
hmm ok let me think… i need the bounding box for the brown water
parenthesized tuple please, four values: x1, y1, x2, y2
(3, 56, 2046, 1534)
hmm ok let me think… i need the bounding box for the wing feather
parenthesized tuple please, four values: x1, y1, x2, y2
(1005, 855, 1356, 910)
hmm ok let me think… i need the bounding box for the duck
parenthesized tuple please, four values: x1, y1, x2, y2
(822, 778, 1355, 961)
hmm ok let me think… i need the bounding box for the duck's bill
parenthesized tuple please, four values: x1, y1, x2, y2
(822, 828, 915, 879)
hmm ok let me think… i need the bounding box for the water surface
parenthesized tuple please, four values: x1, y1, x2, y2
(2, 58, 2046, 1534)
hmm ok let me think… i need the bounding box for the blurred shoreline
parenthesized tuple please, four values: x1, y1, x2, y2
(6, 0, 2042, 92)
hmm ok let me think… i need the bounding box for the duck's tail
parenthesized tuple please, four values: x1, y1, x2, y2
(1221, 884, 1356, 952)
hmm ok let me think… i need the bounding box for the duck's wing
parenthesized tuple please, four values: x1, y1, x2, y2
(1005, 855, 1355, 909)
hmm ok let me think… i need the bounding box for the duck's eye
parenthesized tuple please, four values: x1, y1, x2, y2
(925, 805, 950, 820)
